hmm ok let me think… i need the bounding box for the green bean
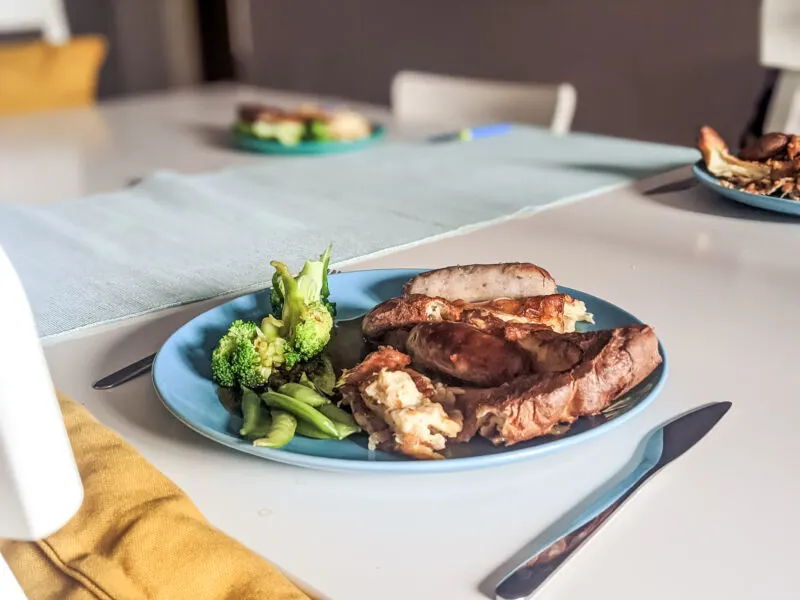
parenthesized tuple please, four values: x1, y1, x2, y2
(239, 389, 272, 439)
(295, 420, 336, 440)
(261, 391, 339, 438)
(318, 403, 360, 429)
(295, 418, 359, 441)
(278, 382, 330, 407)
(253, 410, 296, 449)
(332, 422, 361, 439)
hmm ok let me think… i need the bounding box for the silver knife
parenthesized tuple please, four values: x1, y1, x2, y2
(93, 271, 347, 391)
(92, 353, 156, 390)
(494, 401, 731, 600)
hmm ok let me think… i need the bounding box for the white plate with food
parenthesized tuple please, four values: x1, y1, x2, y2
(152, 248, 667, 473)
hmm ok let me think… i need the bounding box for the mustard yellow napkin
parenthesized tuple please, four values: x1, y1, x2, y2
(0, 393, 311, 600)
(0, 36, 106, 116)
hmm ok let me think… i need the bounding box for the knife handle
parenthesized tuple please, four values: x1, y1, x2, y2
(495, 459, 657, 600)
(92, 353, 156, 390)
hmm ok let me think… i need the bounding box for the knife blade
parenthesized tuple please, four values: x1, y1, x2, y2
(92, 353, 156, 390)
(494, 401, 731, 600)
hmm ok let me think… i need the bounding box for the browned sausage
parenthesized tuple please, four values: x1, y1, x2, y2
(402, 263, 557, 302)
(405, 322, 529, 386)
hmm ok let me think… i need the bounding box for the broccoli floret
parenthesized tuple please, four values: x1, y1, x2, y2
(309, 120, 332, 141)
(211, 344, 236, 388)
(210, 320, 260, 387)
(269, 246, 336, 319)
(211, 319, 292, 389)
(260, 315, 282, 340)
(231, 337, 271, 389)
(318, 244, 337, 318)
(270, 270, 284, 317)
(293, 303, 333, 360)
(271, 259, 334, 362)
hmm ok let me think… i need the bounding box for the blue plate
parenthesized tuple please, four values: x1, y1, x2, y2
(693, 161, 800, 216)
(152, 269, 667, 473)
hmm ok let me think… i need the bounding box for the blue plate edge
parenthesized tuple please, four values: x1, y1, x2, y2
(692, 161, 800, 216)
(231, 123, 386, 155)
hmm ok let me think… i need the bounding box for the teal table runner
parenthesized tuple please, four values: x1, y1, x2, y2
(0, 127, 697, 338)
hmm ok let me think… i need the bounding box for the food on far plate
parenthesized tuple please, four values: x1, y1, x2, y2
(207, 252, 663, 461)
(697, 125, 800, 200)
(402, 262, 558, 302)
(234, 102, 373, 146)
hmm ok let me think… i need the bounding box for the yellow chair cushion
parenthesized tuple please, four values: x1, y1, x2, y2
(0, 393, 312, 600)
(0, 36, 107, 116)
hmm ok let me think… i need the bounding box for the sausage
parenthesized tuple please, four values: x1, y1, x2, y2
(405, 322, 530, 386)
(402, 263, 557, 302)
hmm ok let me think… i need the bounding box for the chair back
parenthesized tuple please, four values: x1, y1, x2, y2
(392, 70, 577, 135)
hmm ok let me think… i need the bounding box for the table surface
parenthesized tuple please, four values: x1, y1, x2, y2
(0, 83, 399, 205)
(7, 85, 799, 600)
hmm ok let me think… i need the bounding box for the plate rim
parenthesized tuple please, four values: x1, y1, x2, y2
(231, 123, 385, 155)
(692, 161, 800, 215)
(152, 269, 668, 473)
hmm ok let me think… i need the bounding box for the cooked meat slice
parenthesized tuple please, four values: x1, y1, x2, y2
(362, 294, 460, 338)
(456, 325, 662, 445)
(463, 294, 593, 333)
(363, 292, 589, 342)
(459, 309, 510, 337)
(237, 103, 277, 123)
(787, 136, 800, 162)
(698, 126, 770, 182)
(402, 263, 557, 302)
(511, 328, 587, 373)
(341, 326, 661, 458)
(738, 132, 789, 161)
(338, 345, 411, 387)
(338, 347, 462, 459)
(236, 103, 302, 124)
(373, 328, 413, 353)
(341, 385, 389, 437)
(405, 322, 530, 386)
(501, 321, 555, 342)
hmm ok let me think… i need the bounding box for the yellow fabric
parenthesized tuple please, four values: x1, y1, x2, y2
(0, 393, 311, 600)
(0, 36, 107, 116)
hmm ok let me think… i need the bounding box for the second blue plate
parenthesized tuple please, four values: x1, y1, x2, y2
(693, 161, 800, 216)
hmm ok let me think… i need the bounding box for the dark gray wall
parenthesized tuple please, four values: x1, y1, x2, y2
(245, 0, 766, 146)
(64, 0, 170, 98)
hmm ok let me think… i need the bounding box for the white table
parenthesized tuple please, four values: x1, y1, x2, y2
(0, 83, 395, 205)
(6, 87, 800, 599)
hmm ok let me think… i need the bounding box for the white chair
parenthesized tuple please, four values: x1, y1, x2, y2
(763, 71, 800, 134)
(0, 244, 84, 598)
(760, 0, 800, 133)
(391, 70, 577, 135)
(0, 0, 69, 44)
